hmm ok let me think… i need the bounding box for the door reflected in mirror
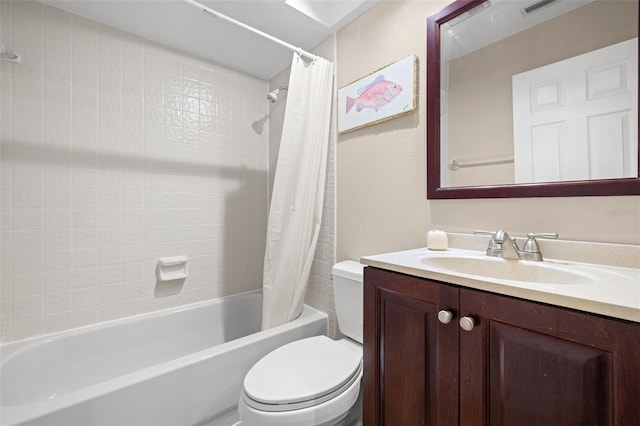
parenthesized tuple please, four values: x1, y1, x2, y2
(427, 0, 640, 198)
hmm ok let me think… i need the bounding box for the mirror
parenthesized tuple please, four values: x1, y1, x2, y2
(427, 0, 640, 198)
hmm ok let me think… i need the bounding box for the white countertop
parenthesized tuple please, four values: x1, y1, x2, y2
(361, 247, 640, 324)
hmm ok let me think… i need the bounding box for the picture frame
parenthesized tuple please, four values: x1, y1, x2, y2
(337, 53, 418, 134)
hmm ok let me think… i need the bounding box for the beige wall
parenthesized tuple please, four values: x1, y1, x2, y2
(336, 0, 640, 263)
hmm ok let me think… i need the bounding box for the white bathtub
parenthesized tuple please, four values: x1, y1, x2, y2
(0, 290, 327, 426)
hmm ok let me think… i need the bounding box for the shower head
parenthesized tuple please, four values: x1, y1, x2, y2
(267, 86, 288, 103)
(251, 114, 268, 135)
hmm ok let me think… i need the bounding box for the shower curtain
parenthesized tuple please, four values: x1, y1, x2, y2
(261, 53, 334, 330)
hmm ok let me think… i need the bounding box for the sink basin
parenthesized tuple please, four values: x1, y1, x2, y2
(362, 247, 640, 323)
(420, 255, 596, 286)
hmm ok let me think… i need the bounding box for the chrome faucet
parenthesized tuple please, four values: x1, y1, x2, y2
(475, 230, 558, 262)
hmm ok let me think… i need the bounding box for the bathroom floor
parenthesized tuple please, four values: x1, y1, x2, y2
(197, 398, 363, 426)
(196, 408, 239, 426)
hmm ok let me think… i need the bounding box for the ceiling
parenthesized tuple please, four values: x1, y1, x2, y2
(442, 0, 593, 60)
(44, 0, 379, 80)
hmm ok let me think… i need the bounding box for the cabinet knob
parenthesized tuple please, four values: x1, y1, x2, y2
(459, 316, 475, 331)
(438, 310, 454, 324)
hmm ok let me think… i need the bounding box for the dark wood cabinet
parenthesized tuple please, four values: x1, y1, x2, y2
(364, 267, 640, 426)
(363, 267, 459, 425)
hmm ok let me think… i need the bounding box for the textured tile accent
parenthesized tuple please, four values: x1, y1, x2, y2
(0, 1, 269, 342)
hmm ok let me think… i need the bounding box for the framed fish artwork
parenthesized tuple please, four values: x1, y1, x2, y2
(337, 53, 417, 134)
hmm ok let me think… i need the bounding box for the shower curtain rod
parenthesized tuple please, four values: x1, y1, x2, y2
(181, 0, 320, 62)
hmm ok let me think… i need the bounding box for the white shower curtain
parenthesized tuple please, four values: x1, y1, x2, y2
(261, 53, 334, 330)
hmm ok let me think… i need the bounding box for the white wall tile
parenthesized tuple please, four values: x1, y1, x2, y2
(44, 5, 72, 64)
(2, 1, 269, 342)
(72, 209, 97, 228)
(12, 316, 42, 340)
(0, 295, 12, 322)
(73, 286, 97, 309)
(73, 228, 98, 248)
(0, 268, 12, 299)
(122, 245, 144, 263)
(72, 169, 98, 188)
(12, 252, 43, 275)
(123, 262, 143, 282)
(144, 226, 164, 243)
(99, 283, 121, 303)
(12, 230, 43, 253)
(44, 250, 72, 272)
(12, 273, 43, 297)
(122, 227, 144, 245)
(13, 187, 43, 208)
(43, 311, 72, 333)
(74, 248, 98, 268)
(123, 191, 143, 208)
(99, 302, 122, 321)
(73, 266, 98, 289)
(12, 91, 42, 131)
(44, 290, 72, 314)
(122, 298, 144, 316)
(122, 280, 146, 300)
(13, 164, 43, 187)
(72, 306, 97, 327)
(44, 166, 72, 189)
(44, 229, 72, 251)
(98, 191, 122, 209)
(13, 119, 42, 146)
(45, 209, 72, 230)
(98, 208, 122, 227)
(44, 270, 72, 293)
(99, 264, 121, 285)
(45, 188, 72, 208)
(99, 227, 122, 246)
(99, 246, 122, 265)
(13, 294, 43, 319)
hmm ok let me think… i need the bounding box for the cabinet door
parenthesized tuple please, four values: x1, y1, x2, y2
(459, 289, 640, 426)
(363, 268, 459, 425)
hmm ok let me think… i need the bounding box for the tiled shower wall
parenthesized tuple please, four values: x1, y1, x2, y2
(0, 1, 269, 342)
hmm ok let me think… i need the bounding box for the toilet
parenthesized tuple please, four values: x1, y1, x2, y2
(238, 261, 364, 426)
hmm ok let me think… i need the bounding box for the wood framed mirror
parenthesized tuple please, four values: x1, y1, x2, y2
(426, 0, 640, 199)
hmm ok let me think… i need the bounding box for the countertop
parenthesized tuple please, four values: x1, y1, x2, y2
(361, 246, 640, 323)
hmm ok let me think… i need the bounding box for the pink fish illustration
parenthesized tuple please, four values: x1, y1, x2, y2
(346, 75, 403, 113)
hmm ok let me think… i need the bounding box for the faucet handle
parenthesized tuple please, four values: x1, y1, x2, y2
(522, 233, 558, 260)
(474, 230, 503, 246)
(473, 230, 496, 236)
(474, 230, 505, 242)
(527, 232, 559, 240)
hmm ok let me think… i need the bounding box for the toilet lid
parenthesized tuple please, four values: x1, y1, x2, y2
(243, 336, 362, 408)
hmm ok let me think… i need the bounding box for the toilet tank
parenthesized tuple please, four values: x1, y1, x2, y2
(332, 261, 364, 344)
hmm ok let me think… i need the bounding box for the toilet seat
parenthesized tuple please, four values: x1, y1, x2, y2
(242, 336, 362, 412)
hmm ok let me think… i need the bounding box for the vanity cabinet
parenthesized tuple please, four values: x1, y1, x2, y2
(363, 267, 640, 426)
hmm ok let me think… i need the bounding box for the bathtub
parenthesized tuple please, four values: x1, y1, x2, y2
(0, 290, 327, 426)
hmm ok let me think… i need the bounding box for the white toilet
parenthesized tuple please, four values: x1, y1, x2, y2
(238, 260, 364, 426)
